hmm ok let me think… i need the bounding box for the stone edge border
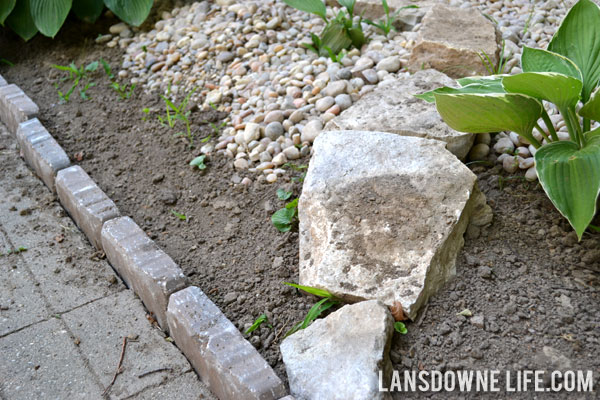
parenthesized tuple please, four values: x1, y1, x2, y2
(0, 73, 291, 400)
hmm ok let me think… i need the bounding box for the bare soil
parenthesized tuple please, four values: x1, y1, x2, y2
(1, 11, 598, 397)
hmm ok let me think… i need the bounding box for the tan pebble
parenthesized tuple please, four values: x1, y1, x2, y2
(266, 174, 278, 183)
(293, 98, 307, 108)
(326, 104, 341, 115)
(311, 87, 321, 96)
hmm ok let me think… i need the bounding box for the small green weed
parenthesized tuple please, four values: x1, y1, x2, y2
(171, 210, 187, 221)
(0, 58, 14, 66)
(0, 246, 28, 256)
(142, 107, 151, 121)
(283, 283, 339, 338)
(189, 155, 207, 170)
(394, 321, 408, 334)
(111, 82, 136, 100)
(52, 61, 99, 102)
(245, 314, 273, 334)
(283, 163, 308, 183)
(159, 86, 197, 147)
(364, 1, 418, 36)
(272, 195, 298, 232)
(478, 40, 507, 75)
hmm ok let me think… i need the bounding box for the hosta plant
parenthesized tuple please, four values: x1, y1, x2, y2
(417, 0, 600, 240)
(0, 0, 153, 41)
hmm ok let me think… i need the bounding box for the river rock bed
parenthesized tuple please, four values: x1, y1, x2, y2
(100, 0, 585, 184)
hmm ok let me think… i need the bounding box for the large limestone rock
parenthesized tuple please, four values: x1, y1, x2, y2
(299, 130, 479, 320)
(281, 300, 394, 400)
(325, 70, 474, 160)
(408, 4, 500, 78)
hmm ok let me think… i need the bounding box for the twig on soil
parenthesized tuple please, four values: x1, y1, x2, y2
(274, 316, 291, 343)
(102, 337, 128, 396)
(137, 367, 173, 378)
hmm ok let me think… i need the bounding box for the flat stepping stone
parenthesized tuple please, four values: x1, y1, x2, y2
(299, 130, 479, 319)
(325, 69, 474, 160)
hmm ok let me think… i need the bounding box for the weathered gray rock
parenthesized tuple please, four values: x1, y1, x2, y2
(325, 70, 474, 159)
(408, 4, 500, 78)
(0, 74, 6, 87)
(281, 300, 394, 400)
(299, 131, 479, 319)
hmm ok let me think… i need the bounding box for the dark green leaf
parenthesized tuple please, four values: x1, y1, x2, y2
(520, 46, 582, 81)
(579, 87, 600, 122)
(320, 20, 353, 56)
(72, 0, 104, 22)
(415, 82, 506, 103)
(283, 282, 334, 298)
(347, 25, 366, 49)
(276, 188, 292, 201)
(103, 0, 152, 26)
(282, 0, 327, 20)
(301, 298, 337, 329)
(337, 0, 355, 15)
(0, 0, 16, 25)
(6, 0, 38, 41)
(434, 93, 543, 145)
(30, 0, 72, 37)
(245, 314, 269, 334)
(502, 72, 582, 110)
(548, 0, 600, 102)
(535, 133, 600, 240)
(272, 208, 295, 232)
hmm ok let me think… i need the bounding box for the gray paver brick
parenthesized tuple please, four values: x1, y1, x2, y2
(101, 216, 187, 330)
(61, 290, 200, 399)
(0, 230, 48, 337)
(55, 165, 120, 250)
(167, 286, 286, 400)
(128, 371, 217, 400)
(0, 318, 103, 400)
(16, 118, 70, 192)
(0, 84, 38, 134)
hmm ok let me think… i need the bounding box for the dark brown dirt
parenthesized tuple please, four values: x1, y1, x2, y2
(1, 9, 599, 397)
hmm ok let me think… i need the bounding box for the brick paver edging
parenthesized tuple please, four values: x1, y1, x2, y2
(0, 73, 291, 400)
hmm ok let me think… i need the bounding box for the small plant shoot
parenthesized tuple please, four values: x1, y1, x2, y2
(245, 314, 272, 334)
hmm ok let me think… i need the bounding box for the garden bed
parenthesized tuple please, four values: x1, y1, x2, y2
(1, 1, 599, 394)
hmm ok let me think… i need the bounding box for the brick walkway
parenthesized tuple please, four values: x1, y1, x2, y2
(0, 123, 215, 399)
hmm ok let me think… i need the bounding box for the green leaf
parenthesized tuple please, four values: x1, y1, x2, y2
(548, 0, 600, 102)
(337, 0, 355, 15)
(6, 0, 38, 41)
(170, 210, 187, 221)
(85, 61, 99, 72)
(456, 75, 509, 88)
(394, 321, 408, 334)
(415, 82, 506, 103)
(189, 155, 206, 169)
(347, 25, 366, 49)
(502, 72, 582, 110)
(272, 208, 295, 232)
(535, 133, 600, 240)
(72, 0, 104, 22)
(320, 20, 353, 56)
(520, 46, 582, 81)
(245, 314, 269, 334)
(29, 0, 72, 37)
(285, 198, 299, 210)
(282, 0, 327, 20)
(283, 282, 334, 298)
(579, 87, 600, 122)
(302, 298, 337, 329)
(276, 189, 292, 201)
(434, 93, 543, 146)
(103, 0, 152, 26)
(0, 0, 15, 25)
